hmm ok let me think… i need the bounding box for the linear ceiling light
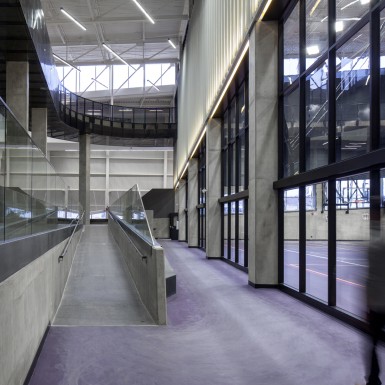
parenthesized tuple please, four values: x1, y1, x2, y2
(259, 0, 273, 21)
(60, 8, 87, 31)
(168, 38, 176, 49)
(132, 0, 155, 24)
(310, 0, 322, 16)
(53, 54, 80, 72)
(102, 43, 133, 68)
(147, 80, 160, 91)
(210, 41, 249, 119)
(190, 126, 207, 160)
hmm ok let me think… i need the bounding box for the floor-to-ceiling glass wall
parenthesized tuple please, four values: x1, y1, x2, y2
(220, 53, 249, 270)
(278, 0, 385, 324)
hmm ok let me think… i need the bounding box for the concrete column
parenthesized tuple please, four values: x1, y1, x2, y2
(177, 179, 187, 241)
(187, 158, 198, 247)
(248, 21, 279, 287)
(31, 108, 47, 156)
(6, 62, 29, 131)
(206, 119, 222, 258)
(79, 134, 91, 225)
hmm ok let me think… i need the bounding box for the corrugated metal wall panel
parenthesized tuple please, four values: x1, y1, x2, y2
(176, 0, 260, 182)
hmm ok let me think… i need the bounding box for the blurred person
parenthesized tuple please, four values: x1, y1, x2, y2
(365, 226, 385, 385)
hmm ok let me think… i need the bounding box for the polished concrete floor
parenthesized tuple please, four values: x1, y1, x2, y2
(53, 225, 154, 326)
(29, 235, 384, 385)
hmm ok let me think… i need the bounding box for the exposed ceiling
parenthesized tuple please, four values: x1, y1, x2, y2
(39, 0, 190, 106)
(40, 0, 189, 65)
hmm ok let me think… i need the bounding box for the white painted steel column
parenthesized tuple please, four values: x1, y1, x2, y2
(79, 134, 91, 224)
(163, 151, 168, 188)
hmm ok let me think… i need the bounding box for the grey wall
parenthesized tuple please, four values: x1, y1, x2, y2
(284, 209, 372, 241)
(0, 229, 82, 385)
(142, 189, 175, 218)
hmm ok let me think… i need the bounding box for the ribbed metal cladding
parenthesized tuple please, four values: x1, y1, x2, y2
(176, 0, 259, 182)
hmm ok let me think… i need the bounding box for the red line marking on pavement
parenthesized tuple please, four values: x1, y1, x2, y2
(287, 264, 365, 288)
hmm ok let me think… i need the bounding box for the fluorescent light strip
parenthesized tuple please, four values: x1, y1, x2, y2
(210, 41, 249, 119)
(341, 0, 359, 10)
(132, 0, 155, 24)
(53, 54, 80, 72)
(168, 38, 176, 49)
(147, 80, 160, 91)
(365, 74, 370, 85)
(259, 0, 273, 21)
(190, 126, 207, 160)
(60, 8, 87, 31)
(181, 162, 189, 178)
(102, 43, 135, 69)
(310, 0, 321, 16)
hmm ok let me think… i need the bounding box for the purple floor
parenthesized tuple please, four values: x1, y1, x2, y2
(28, 240, 384, 385)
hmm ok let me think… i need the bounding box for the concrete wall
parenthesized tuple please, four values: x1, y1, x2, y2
(0, 229, 82, 385)
(284, 209, 371, 241)
(108, 217, 166, 325)
(146, 210, 169, 239)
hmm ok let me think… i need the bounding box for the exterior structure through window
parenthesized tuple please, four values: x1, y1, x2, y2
(277, 0, 385, 324)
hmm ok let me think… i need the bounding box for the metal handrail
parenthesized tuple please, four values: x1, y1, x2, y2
(58, 85, 176, 129)
(58, 211, 85, 262)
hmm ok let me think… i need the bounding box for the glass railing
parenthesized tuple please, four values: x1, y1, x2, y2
(0, 97, 82, 242)
(109, 184, 155, 246)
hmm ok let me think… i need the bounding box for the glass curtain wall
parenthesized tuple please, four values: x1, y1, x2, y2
(221, 55, 249, 269)
(279, 0, 385, 319)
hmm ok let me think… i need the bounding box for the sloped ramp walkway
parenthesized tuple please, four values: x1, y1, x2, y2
(29, 240, 384, 385)
(53, 224, 154, 326)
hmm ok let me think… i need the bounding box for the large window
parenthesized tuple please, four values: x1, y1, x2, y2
(279, 0, 385, 322)
(221, 55, 249, 270)
(57, 63, 176, 94)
